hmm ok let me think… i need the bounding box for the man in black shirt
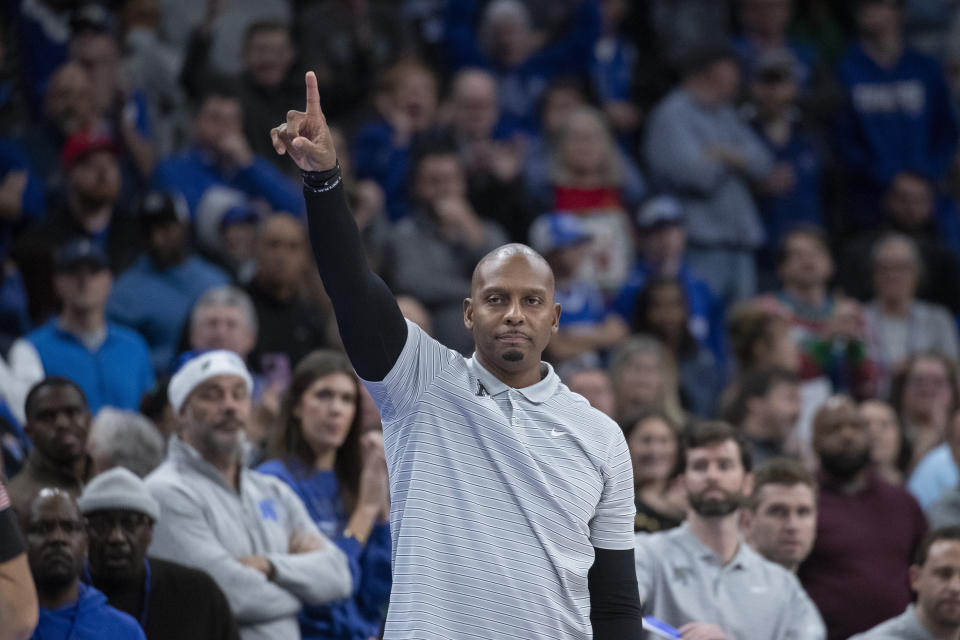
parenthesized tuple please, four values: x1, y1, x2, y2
(78, 467, 239, 640)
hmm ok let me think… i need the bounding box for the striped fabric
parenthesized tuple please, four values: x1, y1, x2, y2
(0, 480, 9, 511)
(364, 321, 635, 640)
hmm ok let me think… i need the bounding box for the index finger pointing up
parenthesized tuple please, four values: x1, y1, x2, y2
(305, 71, 323, 119)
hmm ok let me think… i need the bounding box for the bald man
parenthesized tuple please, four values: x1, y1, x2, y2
(270, 72, 642, 640)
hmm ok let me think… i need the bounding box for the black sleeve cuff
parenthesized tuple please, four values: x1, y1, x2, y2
(589, 547, 643, 640)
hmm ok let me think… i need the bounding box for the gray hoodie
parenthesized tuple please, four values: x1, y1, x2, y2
(146, 437, 352, 640)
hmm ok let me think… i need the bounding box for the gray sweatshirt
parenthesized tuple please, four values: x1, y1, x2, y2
(146, 437, 352, 640)
(644, 88, 773, 249)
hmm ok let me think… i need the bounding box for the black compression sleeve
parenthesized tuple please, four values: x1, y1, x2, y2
(589, 547, 643, 640)
(0, 482, 24, 563)
(302, 169, 407, 381)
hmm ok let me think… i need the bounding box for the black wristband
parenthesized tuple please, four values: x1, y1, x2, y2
(302, 163, 342, 193)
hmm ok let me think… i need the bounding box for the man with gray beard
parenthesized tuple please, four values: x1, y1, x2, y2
(634, 421, 824, 640)
(145, 350, 352, 640)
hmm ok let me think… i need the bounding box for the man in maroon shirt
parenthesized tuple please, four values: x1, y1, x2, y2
(798, 395, 928, 640)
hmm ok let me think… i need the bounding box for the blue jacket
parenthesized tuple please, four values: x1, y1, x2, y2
(443, 0, 600, 134)
(257, 460, 392, 640)
(152, 146, 303, 218)
(28, 320, 155, 413)
(0, 137, 45, 261)
(835, 43, 958, 223)
(107, 255, 230, 373)
(32, 583, 146, 640)
(351, 120, 413, 221)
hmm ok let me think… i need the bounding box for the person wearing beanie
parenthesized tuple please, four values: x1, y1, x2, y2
(20, 488, 145, 640)
(79, 467, 239, 640)
(144, 350, 353, 640)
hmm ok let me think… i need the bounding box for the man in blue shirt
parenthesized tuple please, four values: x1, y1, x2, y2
(835, 0, 959, 230)
(11, 238, 154, 413)
(152, 87, 302, 218)
(20, 488, 145, 640)
(108, 191, 230, 373)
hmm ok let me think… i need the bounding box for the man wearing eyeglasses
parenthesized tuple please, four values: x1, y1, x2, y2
(78, 467, 239, 640)
(20, 487, 145, 639)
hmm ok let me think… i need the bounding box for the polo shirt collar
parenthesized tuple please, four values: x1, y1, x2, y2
(467, 355, 559, 404)
(675, 522, 754, 571)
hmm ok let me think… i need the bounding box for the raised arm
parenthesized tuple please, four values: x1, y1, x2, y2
(271, 72, 407, 381)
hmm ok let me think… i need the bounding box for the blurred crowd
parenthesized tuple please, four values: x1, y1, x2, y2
(5, 0, 960, 638)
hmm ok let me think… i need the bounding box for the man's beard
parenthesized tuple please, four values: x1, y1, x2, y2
(818, 448, 872, 482)
(502, 350, 523, 362)
(688, 487, 743, 517)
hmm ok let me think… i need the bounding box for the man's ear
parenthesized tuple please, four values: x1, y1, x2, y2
(463, 298, 474, 330)
(552, 302, 561, 334)
(742, 472, 755, 498)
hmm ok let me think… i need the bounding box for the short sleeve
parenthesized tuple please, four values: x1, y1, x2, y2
(588, 429, 637, 550)
(361, 319, 455, 423)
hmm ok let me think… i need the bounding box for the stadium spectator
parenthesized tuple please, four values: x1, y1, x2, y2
(850, 527, 960, 640)
(623, 408, 685, 534)
(892, 353, 960, 474)
(839, 172, 960, 316)
(352, 58, 440, 221)
(79, 467, 240, 640)
(443, 0, 601, 134)
(7, 378, 93, 514)
(542, 106, 641, 291)
(9, 239, 154, 414)
(590, 0, 640, 140)
(634, 420, 826, 639)
(926, 411, 960, 529)
(835, 0, 958, 230)
(67, 5, 156, 182)
(733, 0, 818, 90)
(609, 335, 685, 426)
(445, 68, 537, 243)
(245, 213, 331, 379)
(258, 350, 392, 640)
(763, 226, 878, 399)
(741, 457, 818, 573)
(729, 367, 803, 465)
(20, 488, 145, 639)
(861, 398, 909, 486)
(86, 408, 165, 478)
(644, 42, 774, 304)
(151, 85, 301, 218)
(561, 364, 617, 418)
(863, 234, 959, 393)
(745, 49, 825, 286)
(612, 195, 727, 369)
(107, 191, 230, 373)
(146, 350, 353, 640)
(188, 286, 258, 366)
(799, 395, 928, 640)
(384, 142, 506, 354)
(530, 211, 627, 365)
(12, 131, 140, 324)
(631, 277, 723, 417)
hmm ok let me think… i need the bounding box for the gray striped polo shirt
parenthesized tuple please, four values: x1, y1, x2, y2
(363, 320, 636, 640)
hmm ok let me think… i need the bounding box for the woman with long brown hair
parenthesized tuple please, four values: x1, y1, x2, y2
(258, 350, 391, 640)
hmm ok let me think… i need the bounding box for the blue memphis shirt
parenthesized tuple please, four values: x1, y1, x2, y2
(257, 459, 392, 640)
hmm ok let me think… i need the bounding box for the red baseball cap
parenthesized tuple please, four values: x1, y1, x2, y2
(61, 130, 118, 170)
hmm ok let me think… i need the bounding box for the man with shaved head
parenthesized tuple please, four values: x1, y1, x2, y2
(270, 72, 642, 639)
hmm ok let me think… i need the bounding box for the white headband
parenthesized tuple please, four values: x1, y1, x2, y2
(168, 350, 253, 414)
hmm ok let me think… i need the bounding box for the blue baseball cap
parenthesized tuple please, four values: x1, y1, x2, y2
(529, 211, 591, 254)
(55, 238, 108, 272)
